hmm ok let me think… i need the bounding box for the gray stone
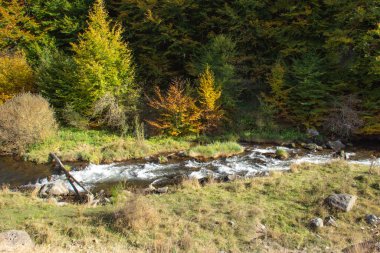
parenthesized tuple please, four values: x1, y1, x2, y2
(49, 180, 69, 196)
(155, 186, 169, 194)
(307, 129, 319, 137)
(177, 151, 187, 157)
(324, 216, 338, 227)
(303, 143, 322, 151)
(365, 214, 379, 225)
(325, 194, 357, 212)
(327, 140, 346, 152)
(39, 180, 69, 197)
(0, 230, 34, 252)
(310, 217, 323, 229)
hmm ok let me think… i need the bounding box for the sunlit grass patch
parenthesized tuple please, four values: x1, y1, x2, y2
(25, 128, 191, 164)
(188, 141, 244, 159)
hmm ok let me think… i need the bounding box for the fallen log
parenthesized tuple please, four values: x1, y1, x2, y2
(49, 153, 92, 200)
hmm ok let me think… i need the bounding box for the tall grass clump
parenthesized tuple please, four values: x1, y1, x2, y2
(114, 195, 159, 232)
(188, 141, 244, 158)
(0, 93, 57, 154)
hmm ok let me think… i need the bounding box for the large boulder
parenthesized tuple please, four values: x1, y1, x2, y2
(327, 140, 345, 152)
(0, 230, 34, 252)
(39, 180, 69, 197)
(325, 194, 357, 212)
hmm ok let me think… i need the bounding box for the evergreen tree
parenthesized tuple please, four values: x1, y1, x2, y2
(71, 0, 138, 120)
(263, 61, 289, 118)
(287, 53, 329, 128)
(36, 44, 77, 119)
(193, 35, 238, 108)
(28, 0, 92, 50)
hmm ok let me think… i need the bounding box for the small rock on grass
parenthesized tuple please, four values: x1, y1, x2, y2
(365, 214, 379, 225)
(310, 217, 323, 229)
(324, 216, 338, 227)
(0, 230, 34, 252)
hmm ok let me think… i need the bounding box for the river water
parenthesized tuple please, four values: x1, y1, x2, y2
(1, 144, 379, 192)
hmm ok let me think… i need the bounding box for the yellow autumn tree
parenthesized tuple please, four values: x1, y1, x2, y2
(198, 66, 223, 133)
(0, 51, 35, 104)
(147, 79, 201, 136)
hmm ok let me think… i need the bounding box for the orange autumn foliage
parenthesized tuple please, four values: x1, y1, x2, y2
(147, 80, 201, 136)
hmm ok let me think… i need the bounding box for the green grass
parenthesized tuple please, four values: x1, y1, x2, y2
(275, 148, 289, 159)
(240, 128, 306, 143)
(1, 161, 379, 252)
(188, 141, 244, 159)
(25, 128, 191, 164)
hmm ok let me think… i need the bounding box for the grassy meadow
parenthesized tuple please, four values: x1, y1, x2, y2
(1, 161, 379, 252)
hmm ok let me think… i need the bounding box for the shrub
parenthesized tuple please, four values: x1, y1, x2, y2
(114, 196, 159, 232)
(324, 95, 363, 139)
(92, 93, 128, 133)
(147, 79, 201, 136)
(0, 93, 57, 154)
(0, 51, 35, 104)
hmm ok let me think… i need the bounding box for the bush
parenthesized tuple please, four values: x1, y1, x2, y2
(147, 79, 201, 136)
(324, 95, 363, 139)
(114, 196, 159, 232)
(0, 93, 57, 154)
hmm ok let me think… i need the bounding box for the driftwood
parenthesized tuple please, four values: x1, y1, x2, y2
(49, 153, 92, 200)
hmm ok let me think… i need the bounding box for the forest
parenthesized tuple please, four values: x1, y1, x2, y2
(0, 0, 379, 148)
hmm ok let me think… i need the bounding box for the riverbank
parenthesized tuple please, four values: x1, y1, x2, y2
(0, 161, 379, 252)
(18, 128, 308, 164)
(18, 128, 301, 165)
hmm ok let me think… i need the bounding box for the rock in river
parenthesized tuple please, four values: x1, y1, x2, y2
(0, 230, 34, 252)
(325, 194, 357, 212)
(39, 180, 69, 197)
(327, 140, 345, 152)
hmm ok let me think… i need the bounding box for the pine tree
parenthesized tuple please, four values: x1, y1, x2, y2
(36, 45, 77, 118)
(71, 0, 138, 119)
(193, 35, 238, 109)
(198, 66, 223, 133)
(287, 53, 329, 128)
(263, 61, 289, 118)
